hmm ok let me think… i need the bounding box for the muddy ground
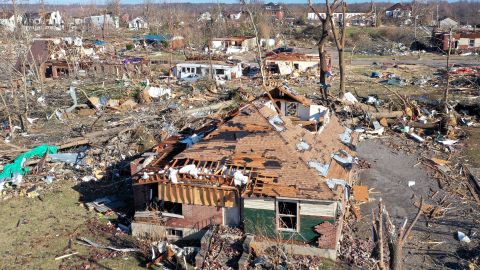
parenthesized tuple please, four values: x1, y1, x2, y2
(355, 137, 480, 270)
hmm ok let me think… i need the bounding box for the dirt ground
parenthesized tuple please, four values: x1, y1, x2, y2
(355, 137, 480, 270)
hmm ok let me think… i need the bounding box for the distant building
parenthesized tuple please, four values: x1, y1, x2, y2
(198, 11, 212, 22)
(266, 53, 324, 75)
(211, 36, 256, 54)
(385, 3, 412, 19)
(174, 62, 242, 81)
(307, 12, 375, 26)
(264, 2, 284, 20)
(438, 17, 459, 30)
(84, 14, 119, 29)
(128, 17, 148, 30)
(0, 11, 18, 31)
(22, 11, 63, 27)
(433, 31, 480, 52)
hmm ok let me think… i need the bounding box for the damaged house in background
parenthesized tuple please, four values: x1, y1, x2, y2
(210, 36, 256, 54)
(266, 52, 329, 76)
(130, 86, 357, 260)
(173, 62, 243, 81)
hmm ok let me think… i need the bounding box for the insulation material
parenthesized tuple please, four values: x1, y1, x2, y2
(179, 164, 199, 178)
(233, 171, 248, 186)
(168, 168, 179, 183)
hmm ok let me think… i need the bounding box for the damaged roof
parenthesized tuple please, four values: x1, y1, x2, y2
(266, 52, 319, 62)
(134, 93, 356, 202)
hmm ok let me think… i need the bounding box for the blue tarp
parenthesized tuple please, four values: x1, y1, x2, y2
(95, 40, 106, 46)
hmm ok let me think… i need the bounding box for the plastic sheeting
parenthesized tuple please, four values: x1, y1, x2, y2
(0, 144, 58, 182)
(332, 150, 354, 167)
(180, 134, 204, 148)
(308, 160, 330, 177)
(296, 141, 310, 151)
(268, 115, 285, 132)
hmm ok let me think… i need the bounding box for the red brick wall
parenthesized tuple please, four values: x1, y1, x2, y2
(165, 204, 223, 229)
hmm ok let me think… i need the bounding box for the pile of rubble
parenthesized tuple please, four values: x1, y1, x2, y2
(196, 226, 245, 269)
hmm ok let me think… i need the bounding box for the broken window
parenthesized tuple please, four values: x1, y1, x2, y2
(285, 102, 298, 116)
(277, 200, 298, 231)
(216, 69, 225, 75)
(293, 63, 299, 70)
(196, 67, 201, 74)
(161, 201, 183, 216)
(469, 39, 475, 47)
(167, 229, 183, 237)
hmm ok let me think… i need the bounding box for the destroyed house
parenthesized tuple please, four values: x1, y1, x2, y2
(131, 89, 356, 259)
(433, 31, 480, 52)
(211, 36, 256, 54)
(266, 53, 320, 75)
(174, 62, 242, 81)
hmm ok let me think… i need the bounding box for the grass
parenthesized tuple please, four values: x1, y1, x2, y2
(0, 180, 146, 270)
(464, 127, 480, 168)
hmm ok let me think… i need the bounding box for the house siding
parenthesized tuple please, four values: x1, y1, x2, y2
(244, 207, 335, 243)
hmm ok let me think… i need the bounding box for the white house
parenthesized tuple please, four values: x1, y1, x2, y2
(174, 62, 242, 81)
(45, 11, 63, 27)
(439, 17, 459, 29)
(85, 14, 119, 29)
(211, 36, 256, 54)
(128, 17, 148, 30)
(266, 53, 320, 75)
(0, 12, 18, 31)
(198, 12, 212, 22)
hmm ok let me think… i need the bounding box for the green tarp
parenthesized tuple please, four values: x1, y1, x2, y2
(0, 144, 58, 181)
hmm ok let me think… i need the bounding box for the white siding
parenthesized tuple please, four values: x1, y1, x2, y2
(244, 198, 275, 210)
(300, 201, 337, 217)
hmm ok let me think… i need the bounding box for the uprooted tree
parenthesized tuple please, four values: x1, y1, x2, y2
(373, 197, 424, 270)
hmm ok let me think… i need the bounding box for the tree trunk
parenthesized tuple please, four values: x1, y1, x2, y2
(318, 45, 328, 100)
(391, 242, 404, 270)
(338, 48, 345, 97)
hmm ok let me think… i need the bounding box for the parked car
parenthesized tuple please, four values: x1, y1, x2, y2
(272, 47, 294, 53)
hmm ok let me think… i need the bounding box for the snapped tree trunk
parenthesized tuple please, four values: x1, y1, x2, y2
(389, 242, 404, 270)
(338, 48, 346, 96)
(319, 45, 328, 100)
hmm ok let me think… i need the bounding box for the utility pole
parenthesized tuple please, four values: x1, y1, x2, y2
(436, 4, 439, 27)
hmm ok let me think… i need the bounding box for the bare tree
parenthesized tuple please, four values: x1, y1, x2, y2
(241, 0, 267, 86)
(326, 0, 347, 97)
(443, 28, 452, 113)
(373, 198, 424, 270)
(307, 0, 331, 101)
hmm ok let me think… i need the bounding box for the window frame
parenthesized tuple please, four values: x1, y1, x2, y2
(469, 39, 475, 47)
(276, 199, 299, 232)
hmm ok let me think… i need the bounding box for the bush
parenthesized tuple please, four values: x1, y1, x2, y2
(126, 44, 134, 50)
